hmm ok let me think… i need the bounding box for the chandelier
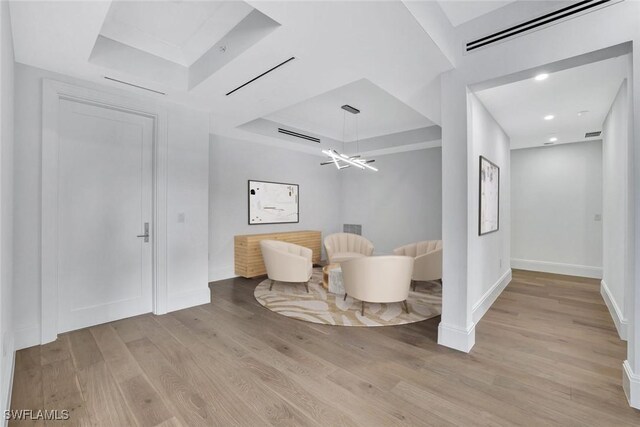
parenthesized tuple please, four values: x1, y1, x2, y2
(320, 104, 378, 172)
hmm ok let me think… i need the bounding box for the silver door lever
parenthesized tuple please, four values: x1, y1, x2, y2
(137, 222, 150, 243)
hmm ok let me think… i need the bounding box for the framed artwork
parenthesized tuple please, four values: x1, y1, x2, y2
(248, 180, 299, 225)
(479, 156, 500, 235)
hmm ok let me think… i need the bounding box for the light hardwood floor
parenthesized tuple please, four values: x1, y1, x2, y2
(11, 270, 640, 426)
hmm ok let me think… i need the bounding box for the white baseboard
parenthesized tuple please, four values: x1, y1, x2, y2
(14, 324, 40, 351)
(472, 269, 512, 323)
(167, 288, 211, 313)
(623, 360, 640, 409)
(208, 265, 236, 283)
(600, 280, 628, 340)
(511, 258, 602, 279)
(437, 322, 476, 353)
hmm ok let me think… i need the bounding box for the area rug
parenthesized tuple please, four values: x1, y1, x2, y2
(254, 269, 441, 327)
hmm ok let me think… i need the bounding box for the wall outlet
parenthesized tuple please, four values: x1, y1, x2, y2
(178, 213, 186, 223)
(594, 214, 602, 221)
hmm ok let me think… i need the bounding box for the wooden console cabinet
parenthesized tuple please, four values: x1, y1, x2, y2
(234, 230, 322, 278)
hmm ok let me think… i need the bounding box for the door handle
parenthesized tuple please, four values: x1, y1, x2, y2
(137, 222, 150, 243)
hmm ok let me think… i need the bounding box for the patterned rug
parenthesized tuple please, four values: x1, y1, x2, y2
(254, 269, 442, 327)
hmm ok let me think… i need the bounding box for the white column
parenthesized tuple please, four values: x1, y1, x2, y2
(624, 42, 640, 410)
(438, 71, 475, 352)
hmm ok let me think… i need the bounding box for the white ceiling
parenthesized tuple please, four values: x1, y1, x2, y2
(438, 0, 517, 27)
(100, 1, 253, 67)
(9, 1, 452, 155)
(264, 79, 434, 142)
(474, 55, 628, 150)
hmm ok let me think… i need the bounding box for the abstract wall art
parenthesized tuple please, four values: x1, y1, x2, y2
(248, 180, 299, 225)
(479, 156, 500, 235)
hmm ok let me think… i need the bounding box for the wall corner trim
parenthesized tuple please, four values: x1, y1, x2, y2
(623, 360, 640, 409)
(601, 280, 628, 340)
(438, 322, 476, 353)
(472, 269, 511, 323)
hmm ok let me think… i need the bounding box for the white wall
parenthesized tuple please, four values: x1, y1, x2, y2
(340, 148, 442, 254)
(511, 141, 603, 278)
(602, 78, 633, 339)
(467, 92, 511, 321)
(208, 134, 342, 281)
(0, 0, 14, 415)
(13, 63, 209, 349)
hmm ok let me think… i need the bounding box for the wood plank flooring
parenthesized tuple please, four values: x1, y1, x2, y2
(11, 270, 640, 426)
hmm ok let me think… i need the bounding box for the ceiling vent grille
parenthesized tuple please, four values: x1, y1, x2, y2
(465, 0, 617, 53)
(278, 128, 320, 143)
(104, 76, 166, 95)
(585, 131, 602, 138)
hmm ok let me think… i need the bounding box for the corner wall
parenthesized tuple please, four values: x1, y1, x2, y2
(340, 148, 442, 254)
(0, 0, 14, 417)
(511, 141, 603, 279)
(467, 92, 511, 323)
(602, 78, 632, 340)
(208, 134, 343, 281)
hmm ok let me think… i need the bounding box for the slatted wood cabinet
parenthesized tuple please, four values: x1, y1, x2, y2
(234, 230, 322, 278)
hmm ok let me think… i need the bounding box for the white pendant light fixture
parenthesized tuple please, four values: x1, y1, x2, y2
(320, 105, 378, 172)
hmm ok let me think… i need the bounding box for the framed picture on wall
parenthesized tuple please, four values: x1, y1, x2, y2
(479, 156, 500, 235)
(248, 180, 299, 225)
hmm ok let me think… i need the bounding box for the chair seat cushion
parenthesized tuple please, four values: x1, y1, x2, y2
(332, 252, 367, 264)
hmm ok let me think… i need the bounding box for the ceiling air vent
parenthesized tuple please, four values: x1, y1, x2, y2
(104, 76, 166, 95)
(585, 131, 602, 138)
(226, 57, 295, 96)
(465, 0, 618, 53)
(278, 128, 320, 143)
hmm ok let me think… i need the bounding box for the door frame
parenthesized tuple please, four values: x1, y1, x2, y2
(41, 79, 168, 344)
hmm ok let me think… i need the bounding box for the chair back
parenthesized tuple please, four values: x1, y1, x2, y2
(324, 233, 374, 259)
(341, 256, 414, 303)
(393, 240, 442, 257)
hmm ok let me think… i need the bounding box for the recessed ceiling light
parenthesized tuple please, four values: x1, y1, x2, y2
(535, 73, 549, 81)
(549, 137, 558, 142)
(544, 115, 555, 120)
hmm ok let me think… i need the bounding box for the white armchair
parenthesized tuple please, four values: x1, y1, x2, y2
(393, 240, 442, 291)
(341, 256, 414, 315)
(260, 240, 313, 292)
(324, 233, 374, 264)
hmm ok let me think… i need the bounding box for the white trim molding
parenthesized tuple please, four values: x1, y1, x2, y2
(438, 322, 476, 353)
(473, 269, 512, 323)
(41, 79, 169, 344)
(600, 280, 628, 340)
(511, 258, 602, 279)
(623, 360, 640, 409)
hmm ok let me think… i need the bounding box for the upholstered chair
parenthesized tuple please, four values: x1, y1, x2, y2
(341, 256, 414, 315)
(324, 233, 374, 264)
(393, 240, 442, 291)
(260, 240, 313, 292)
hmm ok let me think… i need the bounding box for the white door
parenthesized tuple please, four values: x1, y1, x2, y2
(57, 99, 154, 333)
